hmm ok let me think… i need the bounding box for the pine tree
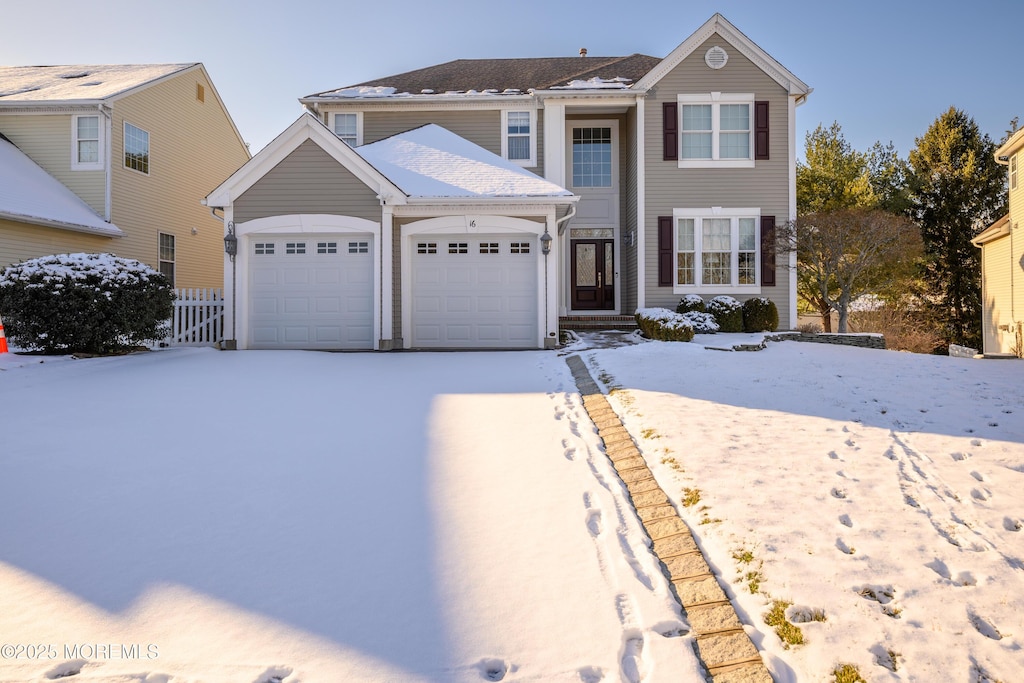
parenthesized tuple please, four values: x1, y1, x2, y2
(907, 107, 1006, 350)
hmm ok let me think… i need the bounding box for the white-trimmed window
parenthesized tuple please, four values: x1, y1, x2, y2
(572, 126, 613, 187)
(72, 115, 103, 170)
(124, 122, 150, 174)
(331, 112, 362, 147)
(1011, 153, 1018, 191)
(673, 208, 760, 292)
(501, 110, 536, 166)
(158, 233, 175, 285)
(678, 93, 754, 168)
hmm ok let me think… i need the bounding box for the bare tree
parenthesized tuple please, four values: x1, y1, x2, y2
(780, 208, 922, 333)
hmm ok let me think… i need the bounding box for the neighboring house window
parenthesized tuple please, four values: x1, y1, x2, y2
(672, 208, 760, 292)
(676, 93, 756, 168)
(158, 233, 175, 285)
(124, 122, 150, 174)
(72, 115, 103, 170)
(572, 127, 613, 187)
(1011, 154, 1018, 190)
(501, 110, 536, 166)
(331, 112, 362, 146)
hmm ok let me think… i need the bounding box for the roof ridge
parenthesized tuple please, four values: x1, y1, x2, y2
(535, 54, 639, 89)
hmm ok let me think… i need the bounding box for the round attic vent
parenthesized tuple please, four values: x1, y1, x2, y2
(705, 46, 728, 70)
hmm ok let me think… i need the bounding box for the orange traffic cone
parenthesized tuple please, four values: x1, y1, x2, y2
(0, 313, 8, 353)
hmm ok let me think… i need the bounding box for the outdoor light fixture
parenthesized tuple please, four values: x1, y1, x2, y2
(540, 229, 552, 255)
(224, 222, 238, 257)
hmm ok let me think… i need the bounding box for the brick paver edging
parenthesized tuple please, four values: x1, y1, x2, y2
(565, 355, 773, 683)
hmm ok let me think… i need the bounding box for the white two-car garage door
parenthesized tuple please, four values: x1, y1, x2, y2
(249, 234, 373, 349)
(411, 234, 538, 348)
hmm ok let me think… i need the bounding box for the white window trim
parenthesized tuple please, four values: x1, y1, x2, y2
(71, 114, 104, 171)
(672, 207, 761, 294)
(501, 109, 537, 167)
(158, 232, 175, 286)
(329, 111, 363, 147)
(677, 93, 755, 169)
(1011, 153, 1018, 191)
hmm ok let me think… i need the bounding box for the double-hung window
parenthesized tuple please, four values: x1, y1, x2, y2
(124, 122, 150, 174)
(158, 233, 175, 285)
(331, 112, 362, 147)
(673, 208, 760, 292)
(72, 115, 103, 170)
(1011, 154, 1018, 191)
(502, 109, 536, 166)
(677, 93, 755, 168)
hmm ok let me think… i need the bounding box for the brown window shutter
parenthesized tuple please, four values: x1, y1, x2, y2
(658, 216, 674, 286)
(755, 101, 769, 160)
(761, 215, 776, 286)
(663, 102, 678, 161)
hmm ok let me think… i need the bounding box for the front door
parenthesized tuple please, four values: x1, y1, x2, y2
(571, 239, 614, 310)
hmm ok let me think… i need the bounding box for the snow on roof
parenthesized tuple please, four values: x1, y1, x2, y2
(549, 76, 633, 90)
(0, 64, 195, 102)
(0, 137, 122, 236)
(356, 125, 573, 199)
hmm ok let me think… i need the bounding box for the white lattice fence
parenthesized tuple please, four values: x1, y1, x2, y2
(168, 288, 224, 346)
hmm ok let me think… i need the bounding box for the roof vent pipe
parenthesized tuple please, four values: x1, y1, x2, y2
(579, 48, 587, 57)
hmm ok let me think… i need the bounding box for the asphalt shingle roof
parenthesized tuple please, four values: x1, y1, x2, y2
(309, 54, 662, 96)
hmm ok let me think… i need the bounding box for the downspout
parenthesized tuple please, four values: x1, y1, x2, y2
(556, 202, 577, 235)
(100, 104, 112, 221)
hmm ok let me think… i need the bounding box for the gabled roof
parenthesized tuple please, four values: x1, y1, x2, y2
(357, 125, 573, 199)
(0, 135, 122, 236)
(635, 13, 811, 97)
(205, 112, 403, 209)
(0, 64, 198, 103)
(304, 54, 661, 100)
(995, 127, 1024, 162)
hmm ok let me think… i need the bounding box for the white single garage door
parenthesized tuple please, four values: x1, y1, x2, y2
(249, 234, 374, 349)
(411, 234, 538, 348)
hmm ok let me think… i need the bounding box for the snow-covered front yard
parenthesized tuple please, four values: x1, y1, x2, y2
(0, 340, 1022, 682)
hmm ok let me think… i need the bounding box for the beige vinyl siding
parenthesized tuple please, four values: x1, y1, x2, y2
(0, 113, 106, 214)
(109, 67, 250, 288)
(642, 33, 793, 327)
(234, 140, 382, 224)
(980, 233, 1016, 354)
(0, 217, 115, 268)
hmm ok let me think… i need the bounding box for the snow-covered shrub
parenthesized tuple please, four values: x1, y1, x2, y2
(635, 308, 694, 342)
(0, 253, 174, 354)
(676, 294, 706, 314)
(742, 297, 779, 332)
(706, 295, 743, 332)
(680, 310, 719, 334)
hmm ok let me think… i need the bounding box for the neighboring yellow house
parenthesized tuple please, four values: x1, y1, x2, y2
(0, 64, 250, 288)
(974, 127, 1024, 357)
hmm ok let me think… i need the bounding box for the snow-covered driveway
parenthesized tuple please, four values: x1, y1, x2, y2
(0, 348, 698, 682)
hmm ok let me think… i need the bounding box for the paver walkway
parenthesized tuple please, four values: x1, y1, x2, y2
(566, 355, 773, 683)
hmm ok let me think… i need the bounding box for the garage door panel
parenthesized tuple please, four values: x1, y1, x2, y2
(248, 232, 374, 350)
(411, 233, 537, 348)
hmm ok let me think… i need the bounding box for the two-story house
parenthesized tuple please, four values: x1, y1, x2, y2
(974, 127, 1024, 356)
(0, 63, 250, 288)
(205, 14, 810, 350)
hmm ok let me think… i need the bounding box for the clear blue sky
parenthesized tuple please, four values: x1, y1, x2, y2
(3, 0, 1021, 160)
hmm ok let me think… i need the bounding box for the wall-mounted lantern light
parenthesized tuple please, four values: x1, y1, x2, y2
(540, 229, 552, 255)
(224, 222, 238, 258)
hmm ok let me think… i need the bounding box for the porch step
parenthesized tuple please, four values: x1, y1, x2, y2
(560, 315, 638, 332)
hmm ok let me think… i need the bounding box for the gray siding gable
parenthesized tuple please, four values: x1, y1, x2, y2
(234, 139, 381, 224)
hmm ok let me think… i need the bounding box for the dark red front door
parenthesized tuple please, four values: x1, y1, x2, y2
(571, 239, 614, 310)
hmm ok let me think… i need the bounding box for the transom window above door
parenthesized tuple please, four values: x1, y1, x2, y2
(572, 127, 613, 187)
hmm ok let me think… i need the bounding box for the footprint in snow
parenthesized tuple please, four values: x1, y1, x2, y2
(970, 471, 985, 482)
(968, 611, 1003, 640)
(838, 514, 853, 528)
(836, 538, 855, 555)
(587, 509, 603, 537)
(951, 451, 972, 461)
(254, 667, 293, 683)
(45, 661, 87, 680)
(577, 666, 605, 683)
(620, 634, 645, 683)
(476, 658, 512, 681)
(1003, 517, 1023, 532)
(831, 487, 847, 499)
(971, 488, 991, 502)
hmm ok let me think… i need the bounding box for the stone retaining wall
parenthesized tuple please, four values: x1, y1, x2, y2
(767, 332, 887, 350)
